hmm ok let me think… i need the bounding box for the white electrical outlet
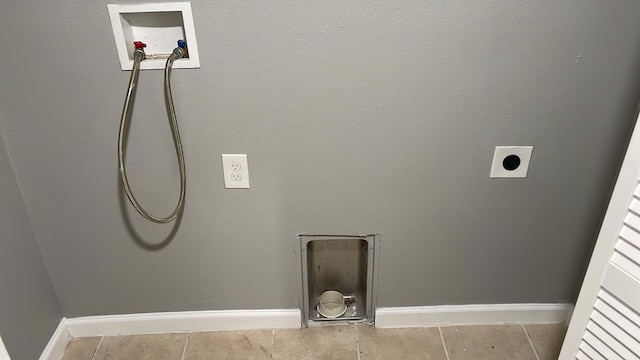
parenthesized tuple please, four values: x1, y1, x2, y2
(490, 146, 533, 178)
(221, 154, 250, 188)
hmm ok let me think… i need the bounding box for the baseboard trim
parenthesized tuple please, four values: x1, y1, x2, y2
(41, 304, 572, 358)
(375, 303, 573, 328)
(64, 309, 302, 338)
(39, 319, 70, 360)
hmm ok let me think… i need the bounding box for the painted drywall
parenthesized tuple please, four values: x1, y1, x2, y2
(1, 1, 640, 317)
(0, 132, 62, 359)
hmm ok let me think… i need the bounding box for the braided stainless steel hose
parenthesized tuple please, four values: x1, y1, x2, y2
(118, 45, 186, 223)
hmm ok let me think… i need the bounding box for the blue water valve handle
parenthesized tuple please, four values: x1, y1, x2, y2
(176, 39, 188, 58)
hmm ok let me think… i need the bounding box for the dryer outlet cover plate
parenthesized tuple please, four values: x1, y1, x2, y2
(490, 146, 533, 178)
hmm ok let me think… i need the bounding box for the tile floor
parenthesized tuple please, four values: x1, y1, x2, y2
(62, 323, 567, 360)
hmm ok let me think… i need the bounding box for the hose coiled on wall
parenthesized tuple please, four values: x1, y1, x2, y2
(118, 45, 186, 223)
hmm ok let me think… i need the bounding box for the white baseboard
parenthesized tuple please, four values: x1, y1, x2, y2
(64, 309, 302, 338)
(40, 304, 572, 359)
(375, 303, 573, 328)
(39, 319, 70, 360)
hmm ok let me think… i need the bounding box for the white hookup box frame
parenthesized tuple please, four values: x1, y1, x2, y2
(108, 2, 200, 70)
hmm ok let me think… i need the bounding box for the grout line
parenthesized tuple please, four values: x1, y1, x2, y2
(354, 324, 361, 360)
(90, 336, 104, 360)
(438, 327, 451, 360)
(179, 333, 191, 360)
(522, 324, 540, 360)
(271, 329, 275, 359)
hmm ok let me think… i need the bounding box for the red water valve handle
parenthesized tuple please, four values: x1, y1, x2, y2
(133, 41, 147, 49)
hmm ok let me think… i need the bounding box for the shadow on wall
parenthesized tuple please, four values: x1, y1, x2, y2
(117, 181, 183, 251)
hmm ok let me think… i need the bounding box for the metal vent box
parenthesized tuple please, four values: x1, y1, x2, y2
(297, 234, 380, 326)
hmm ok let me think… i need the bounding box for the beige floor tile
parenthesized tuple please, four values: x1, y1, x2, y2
(441, 325, 537, 360)
(357, 326, 447, 360)
(524, 323, 568, 360)
(273, 326, 358, 360)
(93, 333, 188, 360)
(184, 330, 272, 360)
(62, 337, 102, 360)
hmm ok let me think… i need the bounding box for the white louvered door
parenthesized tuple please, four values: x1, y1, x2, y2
(560, 112, 640, 359)
(0, 335, 9, 360)
(576, 202, 640, 360)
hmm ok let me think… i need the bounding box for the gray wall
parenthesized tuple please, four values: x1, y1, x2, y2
(1, 0, 640, 317)
(0, 131, 62, 359)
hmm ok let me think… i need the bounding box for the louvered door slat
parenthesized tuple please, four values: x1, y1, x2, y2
(620, 225, 640, 248)
(629, 197, 640, 215)
(633, 182, 640, 198)
(576, 350, 591, 360)
(599, 290, 640, 330)
(594, 300, 640, 349)
(583, 331, 624, 360)
(602, 264, 640, 313)
(587, 313, 638, 360)
(616, 238, 640, 263)
(625, 211, 640, 233)
(610, 251, 640, 283)
(580, 340, 605, 360)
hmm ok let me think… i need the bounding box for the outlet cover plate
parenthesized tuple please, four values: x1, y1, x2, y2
(222, 154, 250, 189)
(490, 146, 533, 178)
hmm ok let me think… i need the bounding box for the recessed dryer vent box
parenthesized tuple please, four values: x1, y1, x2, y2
(297, 234, 380, 326)
(108, 2, 200, 70)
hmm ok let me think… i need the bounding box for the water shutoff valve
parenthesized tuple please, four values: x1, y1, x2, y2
(177, 39, 189, 58)
(133, 41, 147, 49)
